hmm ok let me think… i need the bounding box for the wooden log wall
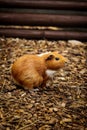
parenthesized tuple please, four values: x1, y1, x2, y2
(0, 0, 87, 40)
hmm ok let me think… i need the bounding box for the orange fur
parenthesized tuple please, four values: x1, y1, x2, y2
(11, 52, 67, 89)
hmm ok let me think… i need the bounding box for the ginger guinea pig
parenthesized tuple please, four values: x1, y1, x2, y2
(11, 52, 67, 89)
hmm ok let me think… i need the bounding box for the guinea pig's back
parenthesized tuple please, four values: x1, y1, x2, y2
(11, 55, 40, 78)
(11, 55, 46, 83)
(11, 54, 46, 89)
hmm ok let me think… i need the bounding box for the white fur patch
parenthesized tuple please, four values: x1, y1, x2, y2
(46, 69, 56, 77)
(38, 52, 51, 57)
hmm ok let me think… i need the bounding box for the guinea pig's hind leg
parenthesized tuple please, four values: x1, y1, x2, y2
(22, 73, 43, 89)
(33, 75, 43, 88)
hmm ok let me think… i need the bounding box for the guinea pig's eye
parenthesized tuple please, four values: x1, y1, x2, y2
(55, 57, 59, 60)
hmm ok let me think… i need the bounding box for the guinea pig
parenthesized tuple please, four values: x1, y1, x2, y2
(11, 51, 67, 89)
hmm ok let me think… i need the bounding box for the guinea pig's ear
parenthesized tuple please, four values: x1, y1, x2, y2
(46, 55, 54, 61)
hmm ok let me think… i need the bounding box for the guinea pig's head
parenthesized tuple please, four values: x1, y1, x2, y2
(45, 51, 67, 70)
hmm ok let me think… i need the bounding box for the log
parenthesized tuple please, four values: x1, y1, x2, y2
(0, 13, 87, 27)
(0, 0, 87, 10)
(0, 28, 87, 40)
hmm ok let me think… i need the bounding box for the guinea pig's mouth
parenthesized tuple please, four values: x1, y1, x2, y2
(60, 60, 68, 68)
